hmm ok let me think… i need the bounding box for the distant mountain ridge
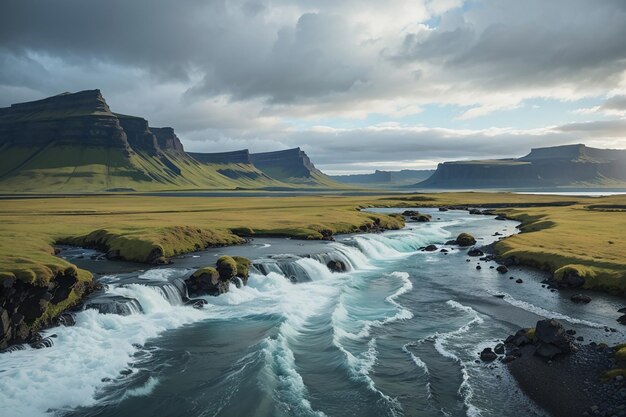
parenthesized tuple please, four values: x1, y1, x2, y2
(0, 90, 339, 192)
(332, 169, 435, 187)
(417, 144, 626, 189)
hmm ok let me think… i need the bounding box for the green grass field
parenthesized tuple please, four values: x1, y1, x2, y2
(0, 192, 625, 295)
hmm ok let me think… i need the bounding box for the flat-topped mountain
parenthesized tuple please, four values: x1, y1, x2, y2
(0, 90, 339, 192)
(332, 169, 434, 187)
(251, 148, 338, 187)
(417, 144, 626, 189)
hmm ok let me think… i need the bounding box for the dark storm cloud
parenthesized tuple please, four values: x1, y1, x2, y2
(0, 0, 625, 173)
(393, 0, 626, 91)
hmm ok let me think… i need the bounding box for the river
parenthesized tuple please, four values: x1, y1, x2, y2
(0, 208, 624, 417)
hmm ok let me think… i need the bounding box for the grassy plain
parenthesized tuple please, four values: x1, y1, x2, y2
(0, 191, 625, 294)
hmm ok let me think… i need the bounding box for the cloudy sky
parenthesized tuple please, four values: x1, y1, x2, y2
(1, 0, 626, 174)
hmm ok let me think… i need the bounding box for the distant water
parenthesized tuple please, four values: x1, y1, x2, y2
(0, 209, 624, 417)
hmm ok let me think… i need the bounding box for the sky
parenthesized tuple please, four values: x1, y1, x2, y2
(1, 0, 626, 174)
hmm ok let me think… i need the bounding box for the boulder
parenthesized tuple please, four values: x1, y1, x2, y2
(495, 215, 507, 220)
(402, 210, 420, 216)
(476, 265, 482, 270)
(494, 343, 505, 354)
(557, 268, 585, 289)
(438, 207, 449, 212)
(496, 265, 508, 274)
(480, 347, 498, 361)
(185, 267, 224, 297)
(424, 245, 438, 252)
(617, 315, 626, 326)
(411, 214, 432, 222)
(327, 260, 347, 272)
(535, 319, 575, 354)
(216, 256, 238, 280)
(570, 294, 592, 304)
(515, 278, 523, 284)
(455, 233, 476, 247)
(505, 329, 532, 347)
(468, 248, 484, 257)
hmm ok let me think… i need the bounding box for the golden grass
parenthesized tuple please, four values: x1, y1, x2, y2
(0, 191, 625, 295)
(0, 194, 405, 284)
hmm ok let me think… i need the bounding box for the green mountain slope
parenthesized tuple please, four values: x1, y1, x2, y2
(0, 90, 342, 193)
(250, 148, 342, 188)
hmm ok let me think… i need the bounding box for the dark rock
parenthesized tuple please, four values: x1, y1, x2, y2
(505, 329, 532, 347)
(476, 265, 482, 270)
(576, 336, 584, 341)
(494, 343, 505, 354)
(185, 267, 224, 297)
(515, 278, 523, 283)
(439, 207, 449, 212)
(558, 269, 585, 289)
(402, 210, 420, 217)
(566, 329, 576, 335)
(411, 214, 432, 222)
(468, 248, 484, 257)
(496, 265, 509, 274)
(502, 355, 517, 364)
(495, 215, 507, 220)
(185, 299, 208, 309)
(445, 240, 457, 245)
(570, 294, 592, 304)
(327, 260, 348, 272)
(480, 347, 498, 362)
(617, 315, 626, 325)
(440, 248, 449, 253)
(535, 319, 575, 354)
(424, 245, 438, 252)
(617, 307, 626, 314)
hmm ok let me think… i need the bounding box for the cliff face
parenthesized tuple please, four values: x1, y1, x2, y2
(249, 147, 338, 187)
(418, 145, 626, 188)
(115, 114, 160, 155)
(0, 89, 129, 149)
(151, 127, 185, 153)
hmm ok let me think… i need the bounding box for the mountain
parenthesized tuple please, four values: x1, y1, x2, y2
(331, 169, 435, 187)
(0, 90, 339, 192)
(251, 148, 340, 187)
(188, 150, 285, 188)
(417, 144, 626, 189)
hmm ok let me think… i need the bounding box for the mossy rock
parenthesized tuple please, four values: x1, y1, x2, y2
(216, 256, 237, 280)
(456, 233, 476, 247)
(191, 267, 219, 280)
(615, 346, 626, 362)
(553, 264, 595, 288)
(232, 256, 252, 279)
(525, 327, 537, 341)
(602, 368, 626, 381)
